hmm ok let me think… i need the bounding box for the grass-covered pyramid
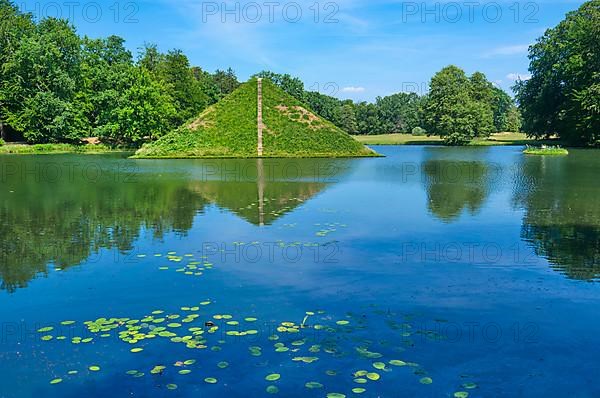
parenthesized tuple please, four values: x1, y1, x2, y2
(134, 78, 378, 158)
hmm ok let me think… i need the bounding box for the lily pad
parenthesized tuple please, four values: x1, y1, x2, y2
(266, 385, 279, 394)
(89, 366, 101, 372)
(373, 362, 386, 370)
(204, 377, 218, 384)
(420, 377, 433, 385)
(265, 373, 281, 381)
(50, 378, 63, 385)
(305, 382, 323, 389)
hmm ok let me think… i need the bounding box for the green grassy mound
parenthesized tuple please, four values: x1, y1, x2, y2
(523, 145, 569, 155)
(134, 78, 377, 158)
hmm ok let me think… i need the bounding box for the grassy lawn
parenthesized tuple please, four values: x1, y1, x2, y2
(0, 143, 129, 154)
(353, 132, 559, 146)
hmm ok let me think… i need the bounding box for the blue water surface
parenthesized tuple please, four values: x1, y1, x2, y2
(1, 146, 599, 397)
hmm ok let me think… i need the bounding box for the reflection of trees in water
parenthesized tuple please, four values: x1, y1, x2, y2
(423, 159, 492, 222)
(0, 171, 207, 293)
(0, 157, 347, 292)
(514, 153, 600, 281)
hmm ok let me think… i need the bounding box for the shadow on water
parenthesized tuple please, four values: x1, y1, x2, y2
(513, 150, 600, 281)
(0, 156, 350, 292)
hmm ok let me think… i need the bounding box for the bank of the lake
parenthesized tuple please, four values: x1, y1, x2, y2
(0, 143, 132, 155)
(353, 132, 559, 146)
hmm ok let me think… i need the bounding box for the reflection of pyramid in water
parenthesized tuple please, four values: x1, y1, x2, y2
(189, 159, 345, 226)
(0, 157, 350, 292)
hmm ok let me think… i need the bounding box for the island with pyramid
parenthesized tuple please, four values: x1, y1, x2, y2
(134, 78, 379, 158)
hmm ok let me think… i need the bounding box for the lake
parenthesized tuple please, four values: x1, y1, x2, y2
(1, 146, 599, 397)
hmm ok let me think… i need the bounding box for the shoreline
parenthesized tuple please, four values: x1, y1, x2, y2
(352, 132, 561, 147)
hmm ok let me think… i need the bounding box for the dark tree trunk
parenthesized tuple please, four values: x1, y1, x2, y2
(0, 122, 6, 141)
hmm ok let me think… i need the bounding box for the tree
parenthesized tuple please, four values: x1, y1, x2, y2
(138, 43, 163, 73)
(505, 106, 522, 133)
(303, 91, 344, 124)
(192, 67, 221, 105)
(355, 102, 383, 135)
(337, 103, 358, 134)
(376, 92, 421, 133)
(491, 87, 514, 132)
(213, 68, 240, 97)
(424, 66, 494, 145)
(80, 35, 134, 135)
(0, 1, 34, 140)
(254, 71, 304, 100)
(96, 67, 176, 144)
(1, 17, 87, 143)
(515, 1, 600, 146)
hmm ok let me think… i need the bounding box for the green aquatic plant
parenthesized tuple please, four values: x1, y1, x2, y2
(265, 373, 281, 381)
(523, 145, 569, 155)
(37, 302, 470, 395)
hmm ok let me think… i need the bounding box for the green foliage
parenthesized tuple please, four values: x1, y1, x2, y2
(376, 93, 422, 133)
(424, 66, 495, 145)
(0, 3, 243, 147)
(355, 102, 383, 135)
(96, 68, 177, 144)
(505, 106, 522, 132)
(254, 71, 305, 99)
(156, 49, 210, 125)
(1, 18, 87, 143)
(412, 127, 427, 136)
(515, 1, 600, 146)
(337, 104, 358, 134)
(523, 145, 569, 155)
(212, 68, 241, 98)
(0, 138, 5, 146)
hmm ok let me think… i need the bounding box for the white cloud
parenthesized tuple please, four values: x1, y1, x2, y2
(484, 44, 530, 57)
(506, 73, 532, 81)
(342, 86, 366, 93)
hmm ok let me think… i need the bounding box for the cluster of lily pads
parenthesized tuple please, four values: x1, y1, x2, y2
(37, 302, 477, 397)
(315, 223, 347, 237)
(141, 243, 329, 279)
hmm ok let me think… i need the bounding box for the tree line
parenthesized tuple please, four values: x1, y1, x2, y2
(0, 1, 239, 145)
(256, 69, 522, 145)
(1, 0, 597, 147)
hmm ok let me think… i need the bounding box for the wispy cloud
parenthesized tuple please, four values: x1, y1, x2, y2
(484, 44, 530, 57)
(506, 73, 531, 81)
(342, 86, 366, 93)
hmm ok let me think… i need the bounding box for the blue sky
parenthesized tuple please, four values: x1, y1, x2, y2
(19, 0, 586, 101)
